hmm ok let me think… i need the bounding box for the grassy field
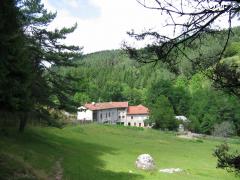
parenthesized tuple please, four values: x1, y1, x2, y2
(0, 124, 239, 180)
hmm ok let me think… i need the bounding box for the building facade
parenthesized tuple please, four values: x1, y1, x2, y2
(77, 102, 149, 127)
(125, 105, 149, 127)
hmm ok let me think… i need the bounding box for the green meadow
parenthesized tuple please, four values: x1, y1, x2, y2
(0, 124, 239, 180)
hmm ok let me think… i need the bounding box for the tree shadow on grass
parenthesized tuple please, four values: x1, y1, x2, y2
(0, 128, 143, 180)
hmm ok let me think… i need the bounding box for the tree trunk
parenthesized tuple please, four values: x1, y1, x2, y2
(19, 112, 28, 133)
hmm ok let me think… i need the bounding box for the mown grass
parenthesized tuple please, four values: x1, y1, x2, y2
(0, 124, 239, 180)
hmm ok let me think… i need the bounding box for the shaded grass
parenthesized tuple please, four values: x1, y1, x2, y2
(0, 124, 239, 179)
(0, 125, 142, 180)
(0, 153, 46, 180)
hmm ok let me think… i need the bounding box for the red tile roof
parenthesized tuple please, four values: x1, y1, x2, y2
(85, 102, 128, 110)
(127, 105, 149, 115)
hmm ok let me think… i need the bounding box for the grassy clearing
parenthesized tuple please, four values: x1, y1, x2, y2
(0, 124, 239, 180)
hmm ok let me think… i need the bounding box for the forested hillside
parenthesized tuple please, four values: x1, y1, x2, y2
(60, 50, 174, 104)
(58, 27, 240, 135)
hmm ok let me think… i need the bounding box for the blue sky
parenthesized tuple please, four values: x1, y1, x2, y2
(48, 0, 101, 19)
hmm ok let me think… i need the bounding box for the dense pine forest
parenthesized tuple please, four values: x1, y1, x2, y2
(56, 27, 240, 136)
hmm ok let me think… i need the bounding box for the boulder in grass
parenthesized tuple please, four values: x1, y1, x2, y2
(135, 154, 155, 170)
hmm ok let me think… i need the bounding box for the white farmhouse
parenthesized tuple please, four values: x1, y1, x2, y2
(126, 105, 149, 127)
(77, 102, 149, 127)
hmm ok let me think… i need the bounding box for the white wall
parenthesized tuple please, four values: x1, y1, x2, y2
(77, 106, 93, 121)
(117, 108, 127, 122)
(96, 108, 118, 123)
(125, 114, 148, 127)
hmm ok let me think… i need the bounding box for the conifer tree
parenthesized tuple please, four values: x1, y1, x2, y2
(0, 0, 82, 132)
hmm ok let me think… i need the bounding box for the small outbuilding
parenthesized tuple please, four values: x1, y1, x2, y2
(77, 106, 93, 121)
(175, 115, 190, 132)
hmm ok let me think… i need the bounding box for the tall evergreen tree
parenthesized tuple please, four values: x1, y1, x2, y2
(0, 0, 82, 132)
(0, 0, 34, 131)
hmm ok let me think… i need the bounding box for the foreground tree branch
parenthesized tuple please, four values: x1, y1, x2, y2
(124, 0, 240, 96)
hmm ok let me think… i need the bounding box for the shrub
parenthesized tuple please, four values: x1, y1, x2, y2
(212, 121, 236, 137)
(213, 143, 240, 175)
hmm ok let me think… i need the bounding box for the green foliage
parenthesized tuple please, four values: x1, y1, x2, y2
(187, 74, 240, 135)
(149, 96, 177, 130)
(148, 79, 190, 115)
(224, 42, 240, 57)
(188, 73, 211, 94)
(122, 86, 146, 105)
(101, 81, 124, 101)
(73, 92, 90, 105)
(60, 50, 175, 106)
(147, 79, 172, 105)
(214, 143, 240, 175)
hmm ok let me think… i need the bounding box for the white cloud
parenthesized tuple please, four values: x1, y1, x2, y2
(65, 0, 79, 8)
(42, 0, 240, 54)
(42, 0, 169, 53)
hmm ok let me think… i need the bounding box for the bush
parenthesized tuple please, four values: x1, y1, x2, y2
(213, 143, 240, 175)
(212, 121, 236, 137)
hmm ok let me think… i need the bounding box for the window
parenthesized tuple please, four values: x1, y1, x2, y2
(122, 116, 125, 119)
(79, 108, 87, 112)
(128, 122, 131, 126)
(106, 113, 107, 118)
(139, 123, 141, 127)
(109, 112, 110, 117)
(100, 113, 102, 119)
(134, 122, 136, 126)
(119, 116, 121, 119)
(131, 116, 133, 119)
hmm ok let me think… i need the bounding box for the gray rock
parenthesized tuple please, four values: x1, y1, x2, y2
(135, 154, 155, 170)
(159, 168, 183, 173)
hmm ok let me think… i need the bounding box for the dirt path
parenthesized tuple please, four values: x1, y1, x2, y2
(53, 158, 63, 180)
